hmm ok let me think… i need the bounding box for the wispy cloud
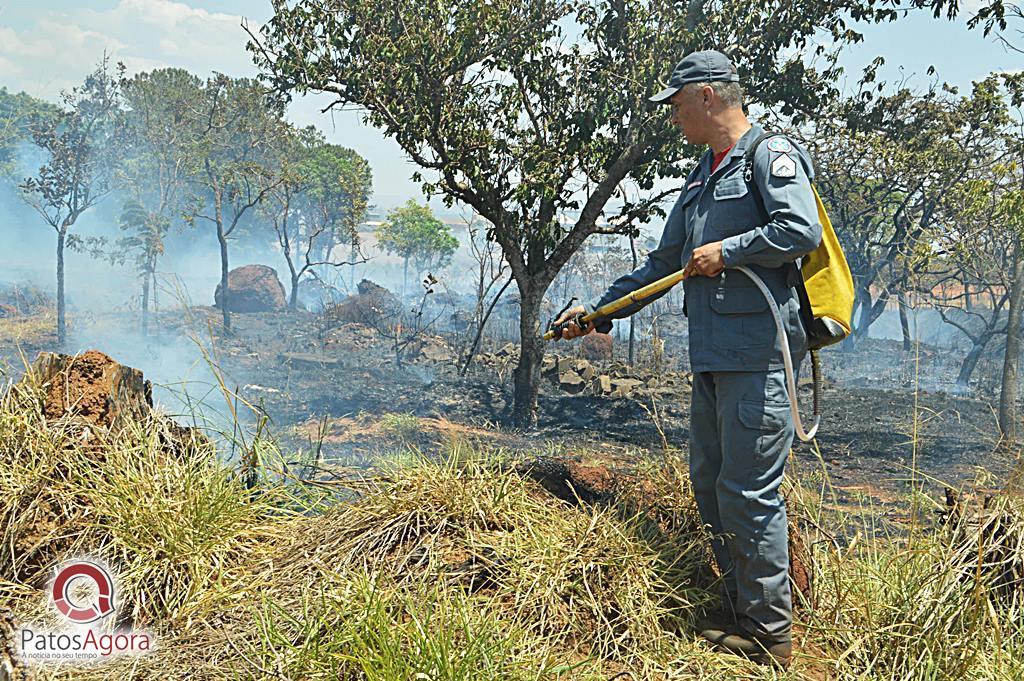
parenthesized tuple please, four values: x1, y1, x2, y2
(0, 0, 261, 98)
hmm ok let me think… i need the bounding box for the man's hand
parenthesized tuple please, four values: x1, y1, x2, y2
(683, 240, 725, 279)
(550, 304, 592, 340)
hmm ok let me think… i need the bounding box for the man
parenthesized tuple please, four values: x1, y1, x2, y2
(554, 49, 821, 668)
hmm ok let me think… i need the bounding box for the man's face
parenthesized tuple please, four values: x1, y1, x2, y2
(669, 84, 710, 145)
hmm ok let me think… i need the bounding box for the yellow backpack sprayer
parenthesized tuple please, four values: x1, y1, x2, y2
(547, 136, 854, 442)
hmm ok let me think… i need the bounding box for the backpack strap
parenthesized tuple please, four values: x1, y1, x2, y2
(744, 131, 804, 288)
(743, 131, 774, 224)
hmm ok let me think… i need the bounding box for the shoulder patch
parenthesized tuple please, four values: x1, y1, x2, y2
(766, 137, 793, 153)
(770, 153, 796, 178)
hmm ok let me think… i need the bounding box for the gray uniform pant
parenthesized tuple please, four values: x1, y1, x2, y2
(689, 367, 796, 639)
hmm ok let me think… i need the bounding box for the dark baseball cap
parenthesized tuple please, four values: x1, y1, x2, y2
(649, 50, 740, 104)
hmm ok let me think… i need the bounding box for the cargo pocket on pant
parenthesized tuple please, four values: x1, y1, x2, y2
(738, 399, 791, 467)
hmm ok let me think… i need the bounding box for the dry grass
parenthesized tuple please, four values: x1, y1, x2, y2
(2, 364, 1024, 680)
(0, 312, 57, 347)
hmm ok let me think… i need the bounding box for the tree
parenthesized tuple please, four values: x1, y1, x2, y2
(265, 126, 373, 307)
(184, 74, 287, 331)
(20, 56, 126, 344)
(250, 0, 912, 425)
(116, 68, 204, 335)
(889, 73, 1024, 439)
(300, 137, 372, 292)
(992, 75, 1024, 442)
(926, 171, 1015, 390)
(806, 79, 1006, 344)
(265, 125, 306, 308)
(375, 200, 458, 295)
(0, 88, 57, 183)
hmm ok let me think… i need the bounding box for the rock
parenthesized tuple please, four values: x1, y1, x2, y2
(592, 374, 612, 395)
(414, 335, 455, 363)
(610, 378, 643, 398)
(33, 350, 153, 430)
(496, 342, 517, 358)
(608, 362, 632, 379)
(324, 322, 379, 353)
(558, 370, 586, 394)
(324, 279, 401, 327)
(26, 350, 207, 459)
(542, 356, 556, 373)
(214, 264, 287, 312)
(357, 279, 390, 298)
(555, 357, 574, 374)
(280, 352, 343, 369)
(573, 359, 596, 382)
(580, 332, 613, 361)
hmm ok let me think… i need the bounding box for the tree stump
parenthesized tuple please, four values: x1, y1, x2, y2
(33, 350, 152, 431)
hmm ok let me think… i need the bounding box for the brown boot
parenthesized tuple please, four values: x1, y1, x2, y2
(700, 623, 792, 669)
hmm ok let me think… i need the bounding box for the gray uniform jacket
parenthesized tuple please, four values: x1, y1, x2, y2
(592, 124, 822, 372)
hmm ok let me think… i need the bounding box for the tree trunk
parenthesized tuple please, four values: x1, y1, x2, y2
(56, 229, 66, 346)
(898, 290, 911, 352)
(999, 248, 1024, 443)
(350, 237, 359, 291)
(282, 213, 299, 309)
(285, 238, 299, 309)
(957, 332, 992, 390)
(141, 262, 151, 337)
(852, 286, 870, 341)
(512, 285, 544, 428)
(289, 272, 300, 309)
(403, 257, 409, 300)
(628, 235, 637, 365)
(218, 222, 231, 331)
(151, 269, 159, 330)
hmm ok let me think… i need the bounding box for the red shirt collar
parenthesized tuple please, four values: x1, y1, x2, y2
(711, 144, 734, 173)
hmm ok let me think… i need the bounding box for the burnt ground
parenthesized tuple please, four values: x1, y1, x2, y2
(1, 304, 1020, 517)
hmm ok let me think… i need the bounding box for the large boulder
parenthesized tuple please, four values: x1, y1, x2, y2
(214, 264, 287, 313)
(323, 279, 402, 327)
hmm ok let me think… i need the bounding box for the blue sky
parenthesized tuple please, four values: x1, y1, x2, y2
(1, 1, 1018, 209)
